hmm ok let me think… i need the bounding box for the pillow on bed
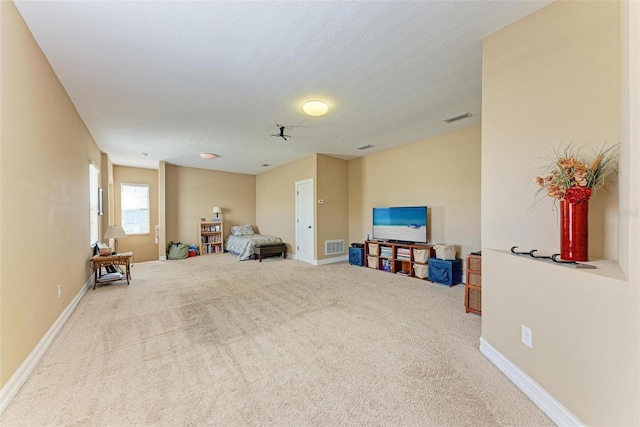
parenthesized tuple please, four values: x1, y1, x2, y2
(231, 225, 255, 236)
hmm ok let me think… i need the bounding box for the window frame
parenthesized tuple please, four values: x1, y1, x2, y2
(120, 183, 150, 235)
(89, 163, 100, 246)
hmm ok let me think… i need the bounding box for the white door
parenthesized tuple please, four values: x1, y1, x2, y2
(295, 178, 314, 264)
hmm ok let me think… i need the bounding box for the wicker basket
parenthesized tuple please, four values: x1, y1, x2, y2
(367, 256, 378, 269)
(468, 271, 482, 286)
(434, 244, 456, 260)
(413, 263, 428, 279)
(368, 243, 379, 256)
(413, 248, 430, 263)
(467, 286, 482, 314)
(468, 256, 482, 272)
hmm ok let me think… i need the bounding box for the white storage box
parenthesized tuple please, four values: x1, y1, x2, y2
(367, 256, 378, 269)
(413, 248, 430, 263)
(413, 263, 428, 279)
(368, 243, 379, 256)
(434, 244, 456, 260)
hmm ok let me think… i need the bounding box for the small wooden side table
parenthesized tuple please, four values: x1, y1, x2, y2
(90, 252, 133, 289)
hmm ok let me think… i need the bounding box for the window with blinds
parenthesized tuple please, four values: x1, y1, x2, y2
(89, 163, 99, 246)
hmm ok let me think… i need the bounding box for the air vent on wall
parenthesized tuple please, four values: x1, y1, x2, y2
(443, 112, 472, 123)
(357, 144, 374, 150)
(325, 240, 345, 256)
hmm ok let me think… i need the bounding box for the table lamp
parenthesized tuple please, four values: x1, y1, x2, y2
(212, 206, 222, 220)
(104, 225, 128, 253)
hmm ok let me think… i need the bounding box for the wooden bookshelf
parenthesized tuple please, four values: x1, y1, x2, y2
(199, 220, 224, 255)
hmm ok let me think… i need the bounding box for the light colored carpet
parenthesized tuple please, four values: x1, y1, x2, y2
(1, 254, 552, 426)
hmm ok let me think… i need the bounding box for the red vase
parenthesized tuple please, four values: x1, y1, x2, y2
(560, 199, 589, 261)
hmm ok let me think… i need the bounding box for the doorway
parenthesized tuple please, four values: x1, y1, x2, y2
(295, 178, 314, 264)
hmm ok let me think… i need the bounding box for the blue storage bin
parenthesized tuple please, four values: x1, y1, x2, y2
(428, 258, 462, 286)
(349, 247, 364, 266)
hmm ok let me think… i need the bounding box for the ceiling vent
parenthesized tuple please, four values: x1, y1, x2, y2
(357, 144, 374, 150)
(443, 112, 472, 123)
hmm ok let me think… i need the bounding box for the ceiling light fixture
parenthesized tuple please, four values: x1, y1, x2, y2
(141, 152, 148, 157)
(261, 164, 270, 167)
(200, 153, 217, 160)
(303, 100, 329, 117)
(357, 144, 374, 150)
(443, 112, 472, 123)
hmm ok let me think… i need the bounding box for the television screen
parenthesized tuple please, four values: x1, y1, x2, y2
(373, 206, 428, 244)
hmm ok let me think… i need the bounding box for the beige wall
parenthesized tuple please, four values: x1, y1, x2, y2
(482, 1, 639, 425)
(256, 155, 317, 257)
(348, 126, 482, 259)
(165, 164, 256, 251)
(0, 1, 102, 386)
(113, 166, 159, 262)
(100, 153, 114, 236)
(316, 155, 349, 260)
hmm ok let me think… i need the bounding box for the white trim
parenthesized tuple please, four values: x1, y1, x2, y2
(313, 255, 348, 266)
(287, 253, 297, 260)
(159, 255, 167, 261)
(479, 337, 585, 427)
(0, 276, 93, 415)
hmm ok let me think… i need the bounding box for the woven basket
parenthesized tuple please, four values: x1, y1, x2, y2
(468, 271, 482, 286)
(367, 256, 378, 269)
(468, 256, 482, 272)
(467, 287, 482, 313)
(368, 243, 379, 256)
(99, 248, 112, 256)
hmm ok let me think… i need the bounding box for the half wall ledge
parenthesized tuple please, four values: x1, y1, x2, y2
(486, 248, 627, 282)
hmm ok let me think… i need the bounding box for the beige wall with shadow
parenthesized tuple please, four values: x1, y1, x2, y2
(0, 1, 103, 387)
(348, 125, 482, 259)
(112, 166, 159, 263)
(481, 1, 639, 424)
(164, 164, 256, 253)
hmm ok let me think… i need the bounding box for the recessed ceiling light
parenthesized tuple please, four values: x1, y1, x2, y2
(200, 153, 217, 160)
(261, 164, 270, 167)
(303, 100, 329, 117)
(443, 112, 472, 123)
(141, 152, 148, 157)
(357, 144, 374, 150)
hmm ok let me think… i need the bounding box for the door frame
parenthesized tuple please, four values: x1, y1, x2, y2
(294, 178, 315, 264)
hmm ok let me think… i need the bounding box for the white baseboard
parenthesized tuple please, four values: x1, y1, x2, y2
(287, 253, 297, 260)
(0, 275, 93, 415)
(159, 255, 167, 261)
(479, 337, 584, 427)
(314, 255, 348, 266)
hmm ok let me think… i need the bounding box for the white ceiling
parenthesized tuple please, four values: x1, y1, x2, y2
(15, 0, 553, 175)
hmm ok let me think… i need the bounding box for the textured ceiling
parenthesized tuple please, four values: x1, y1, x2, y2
(15, 1, 553, 175)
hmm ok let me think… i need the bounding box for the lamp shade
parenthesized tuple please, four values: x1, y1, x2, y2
(212, 207, 222, 214)
(104, 225, 128, 240)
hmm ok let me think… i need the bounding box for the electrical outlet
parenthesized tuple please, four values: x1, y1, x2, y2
(521, 324, 533, 348)
(57, 285, 62, 299)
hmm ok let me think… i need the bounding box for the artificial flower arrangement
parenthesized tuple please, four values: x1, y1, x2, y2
(535, 143, 619, 204)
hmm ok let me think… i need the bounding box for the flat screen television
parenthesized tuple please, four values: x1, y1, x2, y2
(372, 206, 428, 244)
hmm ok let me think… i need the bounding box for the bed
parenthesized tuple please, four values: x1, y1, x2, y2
(225, 225, 283, 261)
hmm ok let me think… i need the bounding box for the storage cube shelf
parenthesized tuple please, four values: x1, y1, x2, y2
(364, 240, 435, 281)
(465, 254, 482, 315)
